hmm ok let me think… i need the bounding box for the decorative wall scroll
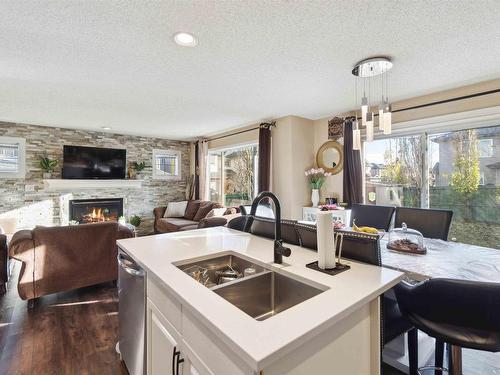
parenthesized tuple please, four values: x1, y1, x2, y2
(328, 116, 344, 140)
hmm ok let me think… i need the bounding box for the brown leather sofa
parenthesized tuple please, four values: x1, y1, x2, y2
(0, 234, 7, 295)
(153, 200, 237, 234)
(8, 222, 133, 305)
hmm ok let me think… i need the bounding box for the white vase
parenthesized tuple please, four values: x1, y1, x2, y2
(311, 189, 320, 207)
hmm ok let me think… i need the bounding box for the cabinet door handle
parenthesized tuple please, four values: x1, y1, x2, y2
(176, 353, 184, 375)
(172, 346, 184, 375)
(172, 347, 177, 375)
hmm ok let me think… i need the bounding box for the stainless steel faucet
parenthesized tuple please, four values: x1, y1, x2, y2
(248, 191, 291, 264)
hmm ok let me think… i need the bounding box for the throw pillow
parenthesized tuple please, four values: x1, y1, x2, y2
(206, 207, 227, 218)
(223, 207, 238, 215)
(164, 201, 188, 218)
(184, 200, 201, 220)
(193, 201, 215, 221)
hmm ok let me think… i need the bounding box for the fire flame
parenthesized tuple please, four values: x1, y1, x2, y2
(81, 207, 117, 223)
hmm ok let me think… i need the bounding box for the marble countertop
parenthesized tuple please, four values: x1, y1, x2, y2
(117, 227, 402, 371)
(381, 238, 500, 282)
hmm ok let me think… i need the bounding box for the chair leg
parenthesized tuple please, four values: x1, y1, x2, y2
(449, 345, 462, 375)
(408, 328, 418, 375)
(435, 339, 444, 375)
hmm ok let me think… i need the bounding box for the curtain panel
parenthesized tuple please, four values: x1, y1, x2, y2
(343, 119, 363, 207)
(196, 140, 208, 200)
(258, 123, 273, 193)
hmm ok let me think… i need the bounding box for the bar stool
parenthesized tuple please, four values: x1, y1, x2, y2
(395, 278, 500, 374)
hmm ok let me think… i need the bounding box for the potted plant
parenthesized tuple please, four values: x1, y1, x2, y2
(39, 155, 58, 179)
(129, 161, 148, 179)
(129, 214, 141, 227)
(129, 215, 141, 237)
(305, 168, 331, 207)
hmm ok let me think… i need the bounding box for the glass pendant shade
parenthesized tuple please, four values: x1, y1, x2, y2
(383, 104, 392, 134)
(361, 96, 368, 126)
(378, 103, 385, 131)
(352, 120, 361, 150)
(366, 112, 374, 142)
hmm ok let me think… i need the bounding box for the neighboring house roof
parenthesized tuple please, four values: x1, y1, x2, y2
(365, 162, 385, 169)
(431, 126, 500, 143)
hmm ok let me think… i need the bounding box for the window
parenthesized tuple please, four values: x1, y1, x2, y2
(152, 149, 181, 180)
(478, 139, 493, 158)
(0, 136, 25, 179)
(364, 125, 500, 248)
(364, 135, 423, 208)
(207, 143, 258, 206)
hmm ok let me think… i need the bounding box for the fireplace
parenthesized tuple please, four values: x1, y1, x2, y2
(69, 198, 123, 224)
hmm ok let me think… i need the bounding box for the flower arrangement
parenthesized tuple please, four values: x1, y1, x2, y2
(305, 168, 331, 189)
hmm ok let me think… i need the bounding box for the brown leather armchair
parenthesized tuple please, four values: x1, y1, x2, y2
(0, 234, 7, 294)
(9, 222, 133, 306)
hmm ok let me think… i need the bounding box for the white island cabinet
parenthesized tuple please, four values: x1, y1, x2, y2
(118, 227, 403, 375)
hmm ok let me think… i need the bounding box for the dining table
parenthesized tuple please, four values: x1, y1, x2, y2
(379, 236, 500, 374)
(380, 237, 500, 282)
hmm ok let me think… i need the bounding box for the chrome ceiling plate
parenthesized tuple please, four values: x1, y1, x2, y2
(352, 57, 393, 77)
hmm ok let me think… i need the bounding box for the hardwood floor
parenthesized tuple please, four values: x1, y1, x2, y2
(1, 261, 499, 375)
(0, 262, 128, 375)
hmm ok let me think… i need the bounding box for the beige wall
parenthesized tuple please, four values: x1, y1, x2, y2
(271, 116, 315, 220)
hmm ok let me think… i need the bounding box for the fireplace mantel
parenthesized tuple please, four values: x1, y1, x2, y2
(43, 179, 143, 191)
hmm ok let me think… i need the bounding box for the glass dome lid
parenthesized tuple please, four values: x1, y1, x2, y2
(387, 222, 427, 254)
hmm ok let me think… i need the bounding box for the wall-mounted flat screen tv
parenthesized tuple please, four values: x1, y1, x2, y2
(62, 145, 126, 179)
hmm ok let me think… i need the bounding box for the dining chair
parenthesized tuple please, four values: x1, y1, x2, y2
(239, 204, 275, 218)
(395, 278, 500, 374)
(227, 215, 250, 232)
(394, 207, 453, 240)
(350, 204, 395, 231)
(295, 225, 417, 374)
(295, 223, 318, 250)
(336, 231, 417, 375)
(248, 217, 300, 246)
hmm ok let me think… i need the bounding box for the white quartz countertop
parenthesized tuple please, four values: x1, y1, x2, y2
(117, 227, 403, 371)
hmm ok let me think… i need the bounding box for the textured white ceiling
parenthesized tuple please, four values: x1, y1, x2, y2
(1, 1, 499, 140)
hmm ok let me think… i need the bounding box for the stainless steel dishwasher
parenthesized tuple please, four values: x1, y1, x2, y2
(117, 249, 146, 375)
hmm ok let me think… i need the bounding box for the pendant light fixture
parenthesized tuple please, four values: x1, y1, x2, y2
(352, 57, 393, 143)
(383, 103, 392, 135)
(365, 112, 374, 142)
(378, 73, 386, 131)
(361, 79, 368, 127)
(352, 77, 361, 150)
(352, 118, 361, 150)
(383, 69, 392, 134)
(365, 76, 374, 141)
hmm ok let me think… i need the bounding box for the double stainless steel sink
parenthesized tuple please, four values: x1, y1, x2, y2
(175, 252, 326, 321)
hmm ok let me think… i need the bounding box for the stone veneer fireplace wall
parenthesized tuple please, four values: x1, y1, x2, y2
(0, 122, 191, 235)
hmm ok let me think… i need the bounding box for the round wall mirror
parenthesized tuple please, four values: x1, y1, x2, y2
(316, 141, 343, 175)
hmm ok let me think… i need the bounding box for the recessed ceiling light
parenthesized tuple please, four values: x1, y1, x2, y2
(101, 126, 112, 130)
(173, 32, 198, 47)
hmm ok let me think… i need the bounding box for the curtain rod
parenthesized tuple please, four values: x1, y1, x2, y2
(204, 122, 275, 142)
(363, 88, 500, 119)
(204, 88, 500, 141)
(205, 126, 259, 142)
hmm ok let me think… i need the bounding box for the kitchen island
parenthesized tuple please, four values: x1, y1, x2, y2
(117, 226, 403, 375)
